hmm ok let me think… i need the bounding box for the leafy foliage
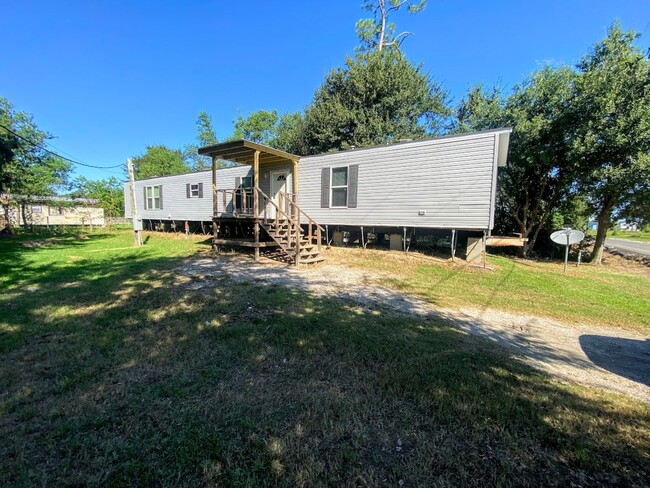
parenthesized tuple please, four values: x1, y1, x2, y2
(0, 97, 71, 197)
(572, 23, 650, 263)
(72, 176, 124, 218)
(302, 50, 450, 154)
(232, 110, 279, 144)
(131, 145, 190, 179)
(228, 110, 306, 155)
(455, 68, 579, 254)
(183, 112, 219, 171)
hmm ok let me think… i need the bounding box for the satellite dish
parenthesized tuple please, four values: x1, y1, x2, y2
(550, 228, 586, 273)
(550, 229, 585, 246)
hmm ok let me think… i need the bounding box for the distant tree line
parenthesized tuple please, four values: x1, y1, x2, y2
(1, 0, 648, 265)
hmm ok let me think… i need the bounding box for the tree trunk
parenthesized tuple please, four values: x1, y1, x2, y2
(591, 199, 615, 265)
(378, 0, 386, 51)
(21, 204, 28, 231)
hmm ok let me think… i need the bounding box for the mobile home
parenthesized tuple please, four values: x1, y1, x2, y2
(124, 128, 512, 263)
(2, 195, 105, 229)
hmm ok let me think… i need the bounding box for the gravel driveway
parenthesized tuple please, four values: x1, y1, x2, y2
(179, 255, 650, 403)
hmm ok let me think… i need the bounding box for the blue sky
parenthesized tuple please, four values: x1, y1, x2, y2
(1, 0, 648, 180)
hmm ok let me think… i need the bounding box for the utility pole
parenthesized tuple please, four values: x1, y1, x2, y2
(127, 158, 142, 247)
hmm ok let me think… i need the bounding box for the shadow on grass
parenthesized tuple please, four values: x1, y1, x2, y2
(0, 237, 649, 486)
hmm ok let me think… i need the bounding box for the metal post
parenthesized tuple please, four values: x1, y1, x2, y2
(564, 234, 569, 273)
(451, 229, 456, 261)
(482, 230, 487, 268)
(127, 158, 142, 247)
(403, 227, 407, 253)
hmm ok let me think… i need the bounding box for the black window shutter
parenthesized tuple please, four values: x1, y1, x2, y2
(321, 168, 330, 208)
(198, 182, 203, 198)
(143, 187, 147, 210)
(186, 183, 191, 198)
(159, 186, 163, 210)
(348, 165, 359, 208)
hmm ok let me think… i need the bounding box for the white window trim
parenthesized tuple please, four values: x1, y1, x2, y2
(145, 185, 161, 210)
(330, 165, 349, 208)
(190, 183, 200, 198)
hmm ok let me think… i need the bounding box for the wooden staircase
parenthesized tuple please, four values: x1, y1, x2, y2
(256, 189, 325, 265)
(261, 219, 325, 264)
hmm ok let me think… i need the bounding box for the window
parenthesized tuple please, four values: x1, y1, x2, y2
(49, 206, 65, 216)
(241, 176, 252, 188)
(186, 182, 203, 199)
(331, 167, 348, 207)
(31, 205, 42, 213)
(145, 185, 161, 209)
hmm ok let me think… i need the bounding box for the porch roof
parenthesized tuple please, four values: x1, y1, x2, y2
(198, 140, 300, 165)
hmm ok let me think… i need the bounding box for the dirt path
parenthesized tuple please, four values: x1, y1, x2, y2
(178, 256, 650, 403)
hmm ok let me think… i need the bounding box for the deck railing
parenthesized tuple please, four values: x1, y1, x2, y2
(214, 187, 324, 257)
(216, 188, 254, 216)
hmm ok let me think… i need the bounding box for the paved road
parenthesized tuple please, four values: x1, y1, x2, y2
(605, 238, 650, 258)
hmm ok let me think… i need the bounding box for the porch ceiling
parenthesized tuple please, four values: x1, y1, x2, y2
(197, 139, 300, 165)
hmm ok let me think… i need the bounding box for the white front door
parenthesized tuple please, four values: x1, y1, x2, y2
(269, 170, 288, 219)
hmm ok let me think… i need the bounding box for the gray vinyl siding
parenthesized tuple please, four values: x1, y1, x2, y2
(124, 166, 251, 220)
(123, 130, 509, 231)
(297, 131, 503, 230)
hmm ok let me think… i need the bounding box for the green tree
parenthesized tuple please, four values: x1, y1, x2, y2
(454, 84, 506, 134)
(196, 111, 217, 147)
(272, 112, 307, 155)
(72, 176, 124, 219)
(184, 111, 219, 171)
(232, 110, 280, 143)
(455, 67, 579, 254)
(0, 97, 71, 230)
(229, 110, 306, 155)
(572, 23, 650, 264)
(356, 0, 427, 52)
(302, 50, 450, 154)
(131, 145, 189, 179)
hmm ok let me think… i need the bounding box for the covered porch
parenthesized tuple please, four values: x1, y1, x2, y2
(197, 140, 323, 264)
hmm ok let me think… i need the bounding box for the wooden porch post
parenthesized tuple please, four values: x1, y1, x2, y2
(292, 159, 300, 264)
(212, 156, 218, 245)
(253, 150, 260, 261)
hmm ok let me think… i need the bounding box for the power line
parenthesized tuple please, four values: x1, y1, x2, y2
(0, 123, 124, 170)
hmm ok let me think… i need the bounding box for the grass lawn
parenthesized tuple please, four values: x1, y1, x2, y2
(329, 247, 650, 334)
(1, 230, 649, 486)
(608, 230, 650, 243)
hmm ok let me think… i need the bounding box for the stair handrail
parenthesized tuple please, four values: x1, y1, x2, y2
(278, 191, 325, 233)
(255, 187, 304, 262)
(278, 191, 323, 253)
(255, 187, 299, 227)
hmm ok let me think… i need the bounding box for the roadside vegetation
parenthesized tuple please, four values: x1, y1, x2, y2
(608, 229, 650, 243)
(1, 230, 649, 485)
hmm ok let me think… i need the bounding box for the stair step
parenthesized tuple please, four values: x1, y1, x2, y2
(298, 256, 325, 264)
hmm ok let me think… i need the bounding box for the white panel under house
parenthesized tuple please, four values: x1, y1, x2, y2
(124, 128, 514, 264)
